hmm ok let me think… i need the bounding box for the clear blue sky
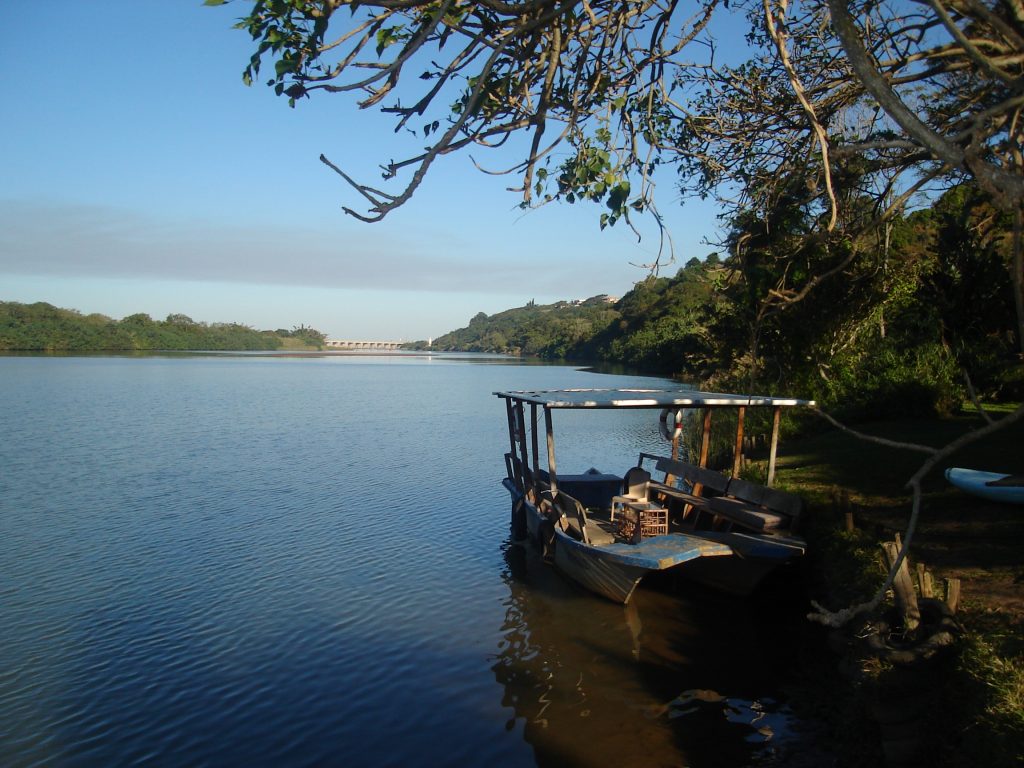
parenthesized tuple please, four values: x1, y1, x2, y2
(1, 1, 725, 341)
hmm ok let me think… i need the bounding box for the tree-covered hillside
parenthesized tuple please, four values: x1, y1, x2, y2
(0, 302, 327, 352)
(416, 295, 619, 358)
(420, 184, 1022, 417)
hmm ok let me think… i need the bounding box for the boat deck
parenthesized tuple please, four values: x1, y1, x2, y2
(568, 525, 733, 570)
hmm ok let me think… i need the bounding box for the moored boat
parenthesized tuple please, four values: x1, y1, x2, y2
(945, 467, 1024, 505)
(496, 388, 815, 603)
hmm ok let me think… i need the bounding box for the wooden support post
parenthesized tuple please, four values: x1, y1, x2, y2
(766, 406, 781, 487)
(543, 406, 559, 496)
(504, 398, 523, 492)
(667, 409, 684, 484)
(732, 406, 746, 478)
(530, 403, 540, 482)
(671, 408, 681, 463)
(515, 402, 531, 497)
(881, 540, 921, 632)
(698, 408, 712, 468)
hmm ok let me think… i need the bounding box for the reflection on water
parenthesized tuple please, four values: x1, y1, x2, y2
(0, 354, 831, 767)
(494, 543, 825, 767)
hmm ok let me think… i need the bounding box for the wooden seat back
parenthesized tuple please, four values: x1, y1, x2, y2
(642, 453, 804, 533)
(653, 456, 729, 495)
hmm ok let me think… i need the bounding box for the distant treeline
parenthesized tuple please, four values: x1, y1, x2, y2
(0, 302, 327, 352)
(412, 183, 1023, 418)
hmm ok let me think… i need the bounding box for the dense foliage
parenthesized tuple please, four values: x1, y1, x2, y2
(416, 295, 618, 358)
(0, 303, 327, 352)
(212, 0, 1024, 238)
(429, 184, 1021, 417)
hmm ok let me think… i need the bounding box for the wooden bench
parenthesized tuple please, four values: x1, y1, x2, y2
(638, 454, 804, 534)
(717, 476, 803, 531)
(644, 455, 729, 513)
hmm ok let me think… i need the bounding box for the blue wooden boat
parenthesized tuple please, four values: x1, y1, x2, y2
(496, 388, 815, 603)
(945, 467, 1024, 505)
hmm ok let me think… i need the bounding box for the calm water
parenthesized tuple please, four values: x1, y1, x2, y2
(0, 354, 824, 767)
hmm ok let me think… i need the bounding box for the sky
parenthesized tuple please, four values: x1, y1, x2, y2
(1, 2, 728, 341)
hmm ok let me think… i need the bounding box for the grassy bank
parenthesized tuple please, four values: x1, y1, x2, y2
(773, 407, 1024, 766)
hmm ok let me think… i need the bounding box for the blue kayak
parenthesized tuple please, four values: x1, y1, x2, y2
(945, 467, 1024, 505)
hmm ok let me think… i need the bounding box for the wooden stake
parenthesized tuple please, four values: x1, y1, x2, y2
(881, 540, 921, 632)
(916, 563, 935, 598)
(945, 578, 961, 613)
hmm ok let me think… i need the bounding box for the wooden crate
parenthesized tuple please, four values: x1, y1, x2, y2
(616, 502, 668, 540)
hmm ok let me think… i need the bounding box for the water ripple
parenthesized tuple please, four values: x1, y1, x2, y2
(0, 356, 823, 767)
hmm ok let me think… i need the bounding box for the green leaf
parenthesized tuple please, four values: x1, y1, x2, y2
(203, 0, 227, 5)
(274, 57, 295, 77)
(606, 181, 631, 212)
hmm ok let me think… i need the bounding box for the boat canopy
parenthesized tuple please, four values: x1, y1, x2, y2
(496, 388, 815, 489)
(494, 388, 815, 410)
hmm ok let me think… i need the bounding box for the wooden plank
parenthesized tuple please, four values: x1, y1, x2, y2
(725, 477, 767, 506)
(707, 496, 786, 531)
(759, 485, 803, 518)
(653, 457, 729, 494)
(724, 475, 802, 520)
(647, 481, 713, 509)
(599, 533, 733, 570)
(638, 451, 667, 468)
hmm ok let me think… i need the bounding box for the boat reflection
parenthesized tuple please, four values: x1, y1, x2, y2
(493, 542, 824, 767)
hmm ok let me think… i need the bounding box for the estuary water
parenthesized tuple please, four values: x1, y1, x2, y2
(0, 353, 823, 767)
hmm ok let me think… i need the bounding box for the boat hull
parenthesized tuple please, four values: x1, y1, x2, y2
(946, 467, 1024, 505)
(552, 534, 650, 603)
(504, 482, 791, 603)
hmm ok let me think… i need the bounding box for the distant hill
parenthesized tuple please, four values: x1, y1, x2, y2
(407, 258, 727, 377)
(409, 294, 619, 358)
(0, 301, 327, 352)
(404, 182, 1024, 418)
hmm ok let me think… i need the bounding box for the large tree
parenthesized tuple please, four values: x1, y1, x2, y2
(214, 0, 1024, 624)
(211, 1, 1024, 218)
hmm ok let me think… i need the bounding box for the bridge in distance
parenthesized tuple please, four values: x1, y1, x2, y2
(325, 339, 426, 350)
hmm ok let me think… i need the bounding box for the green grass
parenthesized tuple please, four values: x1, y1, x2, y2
(771, 406, 1024, 767)
(779, 408, 1022, 499)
